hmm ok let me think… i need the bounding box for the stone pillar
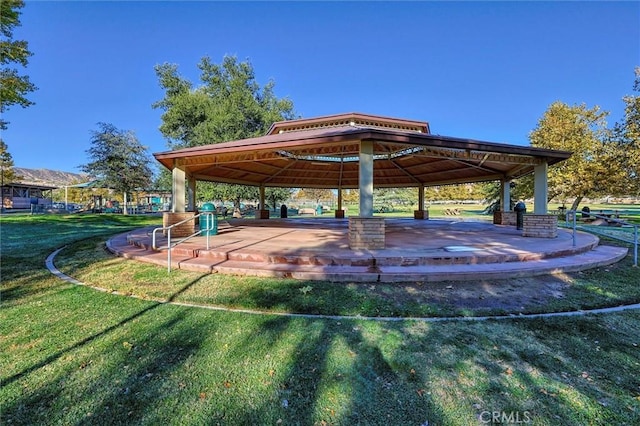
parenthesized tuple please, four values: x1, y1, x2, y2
(359, 140, 374, 217)
(163, 212, 196, 238)
(414, 210, 429, 220)
(500, 178, 511, 212)
(523, 214, 557, 238)
(493, 210, 517, 225)
(533, 162, 548, 214)
(187, 176, 196, 212)
(349, 217, 385, 249)
(256, 209, 270, 219)
(259, 186, 266, 209)
(414, 184, 428, 219)
(258, 186, 268, 219)
(335, 188, 344, 218)
(172, 166, 186, 213)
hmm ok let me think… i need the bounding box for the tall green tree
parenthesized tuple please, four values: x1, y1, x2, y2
(153, 55, 296, 209)
(480, 181, 530, 213)
(295, 188, 334, 205)
(0, 139, 19, 185)
(0, 0, 37, 130)
(610, 67, 640, 197)
(528, 101, 617, 211)
(80, 123, 153, 214)
(154, 55, 296, 148)
(266, 187, 293, 212)
(341, 189, 359, 206)
(1, 139, 21, 211)
(374, 188, 417, 209)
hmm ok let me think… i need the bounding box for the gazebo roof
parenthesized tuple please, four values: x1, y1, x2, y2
(154, 113, 571, 189)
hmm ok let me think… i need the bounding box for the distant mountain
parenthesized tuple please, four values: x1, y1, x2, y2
(13, 167, 89, 187)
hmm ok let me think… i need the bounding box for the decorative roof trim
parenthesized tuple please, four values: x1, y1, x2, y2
(267, 112, 430, 135)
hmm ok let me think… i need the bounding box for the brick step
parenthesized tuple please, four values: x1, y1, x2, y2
(200, 245, 627, 282)
(163, 239, 599, 267)
(107, 222, 625, 282)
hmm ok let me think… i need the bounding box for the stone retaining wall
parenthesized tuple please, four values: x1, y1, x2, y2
(349, 217, 385, 249)
(523, 214, 558, 238)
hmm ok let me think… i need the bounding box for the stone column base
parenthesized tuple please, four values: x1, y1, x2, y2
(523, 214, 558, 238)
(335, 210, 345, 218)
(256, 209, 270, 219)
(414, 210, 429, 220)
(493, 210, 517, 225)
(349, 217, 385, 249)
(163, 212, 196, 237)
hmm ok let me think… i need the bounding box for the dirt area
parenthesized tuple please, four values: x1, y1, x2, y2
(364, 274, 575, 313)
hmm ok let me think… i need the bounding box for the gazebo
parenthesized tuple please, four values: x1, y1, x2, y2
(153, 113, 571, 248)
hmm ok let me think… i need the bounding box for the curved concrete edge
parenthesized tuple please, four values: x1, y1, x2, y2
(45, 247, 84, 285)
(46, 245, 640, 323)
(105, 229, 628, 283)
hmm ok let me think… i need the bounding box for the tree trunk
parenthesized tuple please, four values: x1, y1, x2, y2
(570, 195, 583, 212)
(233, 197, 242, 218)
(123, 191, 128, 215)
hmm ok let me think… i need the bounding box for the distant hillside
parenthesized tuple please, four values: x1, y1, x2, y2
(13, 167, 89, 187)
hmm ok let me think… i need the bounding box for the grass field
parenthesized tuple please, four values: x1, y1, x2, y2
(2, 213, 640, 425)
(311, 203, 640, 221)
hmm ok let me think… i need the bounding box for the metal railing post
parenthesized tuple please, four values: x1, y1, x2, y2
(634, 225, 638, 267)
(567, 209, 637, 268)
(149, 211, 224, 273)
(167, 228, 172, 273)
(206, 211, 211, 250)
(567, 210, 577, 247)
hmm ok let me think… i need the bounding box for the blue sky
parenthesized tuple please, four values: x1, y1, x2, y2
(4, 1, 639, 174)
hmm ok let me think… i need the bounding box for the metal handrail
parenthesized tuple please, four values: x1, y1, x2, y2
(151, 212, 216, 272)
(564, 210, 638, 267)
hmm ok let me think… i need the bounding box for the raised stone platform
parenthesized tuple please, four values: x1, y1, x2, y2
(107, 218, 628, 282)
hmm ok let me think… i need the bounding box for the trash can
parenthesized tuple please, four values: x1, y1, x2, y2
(514, 201, 526, 230)
(199, 203, 218, 236)
(581, 206, 590, 219)
(316, 204, 323, 216)
(280, 204, 287, 218)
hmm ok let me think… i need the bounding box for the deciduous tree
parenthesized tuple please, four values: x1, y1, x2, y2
(0, 0, 37, 130)
(0, 139, 20, 185)
(1, 139, 21, 210)
(529, 102, 616, 211)
(153, 55, 296, 209)
(266, 187, 293, 211)
(295, 188, 334, 206)
(80, 123, 153, 214)
(610, 67, 640, 197)
(374, 188, 417, 210)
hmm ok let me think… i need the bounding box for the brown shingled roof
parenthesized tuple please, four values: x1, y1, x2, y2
(153, 113, 571, 189)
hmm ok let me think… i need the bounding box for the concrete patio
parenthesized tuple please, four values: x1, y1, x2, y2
(107, 218, 628, 282)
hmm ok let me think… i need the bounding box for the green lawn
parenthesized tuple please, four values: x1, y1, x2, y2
(2, 213, 640, 425)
